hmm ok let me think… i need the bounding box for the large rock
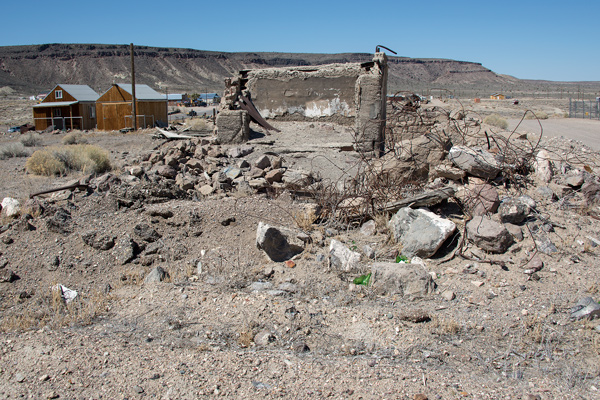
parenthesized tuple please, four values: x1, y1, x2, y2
(329, 239, 361, 272)
(498, 197, 530, 224)
(463, 183, 499, 216)
(533, 149, 553, 183)
(467, 216, 514, 253)
(370, 262, 435, 297)
(388, 207, 456, 258)
(1, 198, 20, 218)
(144, 266, 169, 283)
(448, 146, 500, 179)
(82, 231, 116, 250)
(256, 222, 305, 262)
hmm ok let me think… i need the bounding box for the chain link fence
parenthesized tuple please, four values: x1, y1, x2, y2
(569, 98, 600, 120)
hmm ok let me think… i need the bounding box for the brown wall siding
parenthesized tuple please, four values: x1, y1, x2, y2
(34, 102, 97, 130)
(96, 100, 166, 130)
(97, 86, 132, 102)
(41, 85, 77, 103)
(97, 102, 131, 131)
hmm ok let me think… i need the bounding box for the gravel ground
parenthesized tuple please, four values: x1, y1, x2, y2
(1, 99, 599, 399)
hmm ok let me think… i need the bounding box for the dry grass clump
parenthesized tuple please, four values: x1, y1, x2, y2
(525, 111, 549, 120)
(187, 118, 211, 131)
(0, 286, 110, 332)
(62, 131, 88, 145)
(20, 133, 42, 147)
(483, 114, 508, 129)
(0, 143, 29, 160)
(26, 144, 111, 176)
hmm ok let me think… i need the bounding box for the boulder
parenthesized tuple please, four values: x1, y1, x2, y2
(1, 198, 20, 218)
(388, 207, 456, 258)
(370, 262, 435, 297)
(448, 146, 500, 179)
(256, 222, 304, 262)
(467, 216, 513, 253)
(463, 183, 499, 216)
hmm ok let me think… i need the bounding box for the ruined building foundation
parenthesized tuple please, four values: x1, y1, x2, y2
(216, 52, 388, 153)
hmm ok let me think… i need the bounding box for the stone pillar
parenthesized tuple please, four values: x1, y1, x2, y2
(216, 109, 250, 144)
(355, 52, 387, 154)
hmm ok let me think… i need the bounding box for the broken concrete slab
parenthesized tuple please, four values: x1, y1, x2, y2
(370, 262, 435, 297)
(448, 146, 500, 179)
(388, 207, 456, 258)
(329, 239, 362, 272)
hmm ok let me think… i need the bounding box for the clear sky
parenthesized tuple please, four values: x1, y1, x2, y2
(2, 0, 598, 82)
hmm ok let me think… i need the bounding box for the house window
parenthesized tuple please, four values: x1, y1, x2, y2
(53, 108, 62, 117)
(90, 105, 96, 119)
(55, 90, 63, 99)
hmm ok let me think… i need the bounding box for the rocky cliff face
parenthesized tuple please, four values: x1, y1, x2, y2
(0, 43, 509, 95)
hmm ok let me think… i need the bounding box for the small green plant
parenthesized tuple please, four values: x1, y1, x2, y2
(20, 133, 42, 147)
(483, 114, 508, 129)
(395, 254, 409, 263)
(0, 143, 29, 160)
(353, 272, 371, 286)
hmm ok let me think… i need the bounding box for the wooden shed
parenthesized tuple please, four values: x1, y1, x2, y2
(32, 84, 99, 131)
(96, 84, 167, 130)
(490, 93, 506, 100)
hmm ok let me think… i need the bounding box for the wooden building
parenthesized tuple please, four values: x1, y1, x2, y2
(32, 84, 99, 130)
(490, 93, 506, 100)
(96, 84, 167, 130)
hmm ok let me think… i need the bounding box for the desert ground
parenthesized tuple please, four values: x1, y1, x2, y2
(0, 97, 599, 400)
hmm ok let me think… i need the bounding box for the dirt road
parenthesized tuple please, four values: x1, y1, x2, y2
(508, 117, 600, 150)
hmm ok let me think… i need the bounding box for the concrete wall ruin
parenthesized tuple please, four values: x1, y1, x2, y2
(216, 52, 387, 153)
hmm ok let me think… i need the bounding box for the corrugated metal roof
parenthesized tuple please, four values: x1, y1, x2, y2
(199, 93, 220, 100)
(33, 101, 78, 108)
(116, 84, 164, 100)
(56, 84, 99, 101)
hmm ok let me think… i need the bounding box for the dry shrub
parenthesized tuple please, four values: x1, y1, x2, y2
(0, 286, 110, 332)
(483, 114, 508, 129)
(293, 207, 318, 231)
(0, 143, 29, 160)
(430, 316, 461, 335)
(187, 118, 210, 131)
(26, 144, 111, 176)
(20, 133, 42, 147)
(25, 149, 65, 175)
(525, 111, 549, 120)
(62, 131, 88, 145)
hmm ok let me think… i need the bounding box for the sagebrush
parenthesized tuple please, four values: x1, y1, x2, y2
(0, 143, 29, 160)
(26, 144, 111, 176)
(483, 114, 508, 129)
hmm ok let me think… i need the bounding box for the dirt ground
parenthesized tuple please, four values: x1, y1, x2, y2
(1, 98, 600, 399)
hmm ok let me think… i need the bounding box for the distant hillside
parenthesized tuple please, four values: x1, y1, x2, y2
(0, 44, 595, 97)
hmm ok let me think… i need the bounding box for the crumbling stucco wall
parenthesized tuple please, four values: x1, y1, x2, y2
(217, 52, 387, 153)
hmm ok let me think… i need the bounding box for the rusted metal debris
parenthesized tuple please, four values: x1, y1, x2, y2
(378, 186, 455, 213)
(29, 182, 89, 199)
(238, 94, 281, 132)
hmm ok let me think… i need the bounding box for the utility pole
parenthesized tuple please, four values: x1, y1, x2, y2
(130, 43, 137, 130)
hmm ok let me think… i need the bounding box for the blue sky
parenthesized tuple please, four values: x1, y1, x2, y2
(2, 0, 598, 82)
